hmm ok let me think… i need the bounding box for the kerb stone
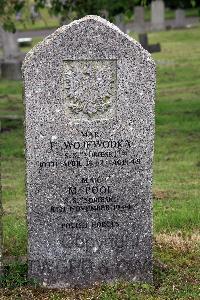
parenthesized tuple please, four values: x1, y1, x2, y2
(23, 15, 155, 288)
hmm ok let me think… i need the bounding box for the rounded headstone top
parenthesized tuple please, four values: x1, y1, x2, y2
(22, 15, 154, 73)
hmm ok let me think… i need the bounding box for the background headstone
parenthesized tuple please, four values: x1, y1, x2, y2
(100, 9, 109, 20)
(23, 15, 155, 288)
(175, 9, 186, 28)
(134, 6, 146, 33)
(151, 0, 165, 31)
(0, 28, 23, 80)
(115, 14, 126, 33)
(0, 28, 20, 60)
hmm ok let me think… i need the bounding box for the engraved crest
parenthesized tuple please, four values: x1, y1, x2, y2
(63, 60, 116, 120)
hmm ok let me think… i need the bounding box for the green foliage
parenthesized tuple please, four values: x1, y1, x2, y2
(0, 0, 23, 32)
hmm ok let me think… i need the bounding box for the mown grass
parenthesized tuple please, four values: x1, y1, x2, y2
(0, 26, 200, 299)
(16, 8, 59, 31)
(20, 37, 43, 53)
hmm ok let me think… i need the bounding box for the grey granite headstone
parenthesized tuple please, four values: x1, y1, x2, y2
(151, 0, 165, 31)
(134, 6, 146, 33)
(0, 28, 22, 80)
(115, 14, 126, 33)
(23, 15, 155, 288)
(0, 28, 20, 60)
(175, 9, 186, 28)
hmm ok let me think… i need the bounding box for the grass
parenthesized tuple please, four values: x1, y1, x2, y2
(20, 37, 43, 53)
(0, 26, 200, 299)
(16, 8, 59, 31)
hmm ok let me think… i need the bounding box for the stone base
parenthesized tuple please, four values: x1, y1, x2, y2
(1, 60, 22, 80)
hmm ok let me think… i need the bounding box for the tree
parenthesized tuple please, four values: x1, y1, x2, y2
(0, 0, 139, 31)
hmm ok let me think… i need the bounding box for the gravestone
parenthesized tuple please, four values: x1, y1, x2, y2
(100, 9, 109, 19)
(175, 9, 186, 28)
(115, 14, 126, 33)
(0, 28, 22, 80)
(0, 28, 20, 60)
(23, 15, 155, 288)
(134, 6, 146, 33)
(151, 0, 165, 31)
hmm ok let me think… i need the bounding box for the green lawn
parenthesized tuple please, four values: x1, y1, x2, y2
(0, 26, 200, 299)
(16, 7, 59, 31)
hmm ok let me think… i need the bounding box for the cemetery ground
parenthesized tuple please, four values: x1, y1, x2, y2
(1, 26, 200, 299)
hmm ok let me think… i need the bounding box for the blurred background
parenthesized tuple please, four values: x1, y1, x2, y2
(0, 1, 200, 299)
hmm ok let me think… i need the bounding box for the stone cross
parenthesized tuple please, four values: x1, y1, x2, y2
(23, 15, 155, 288)
(151, 0, 165, 31)
(139, 33, 161, 53)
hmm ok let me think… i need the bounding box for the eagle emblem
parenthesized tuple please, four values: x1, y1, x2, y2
(63, 60, 116, 119)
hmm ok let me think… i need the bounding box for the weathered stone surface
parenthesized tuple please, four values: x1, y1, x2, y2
(151, 0, 165, 31)
(175, 9, 186, 28)
(0, 28, 20, 60)
(0, 27, 23, 80)
(134, 6, 145, 33)
(114, 14, 126, 33)
(1, 60, 22, 80)
(23, 15, 155, 288)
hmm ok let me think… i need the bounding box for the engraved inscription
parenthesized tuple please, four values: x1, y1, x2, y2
(63, 60, 116, 120)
